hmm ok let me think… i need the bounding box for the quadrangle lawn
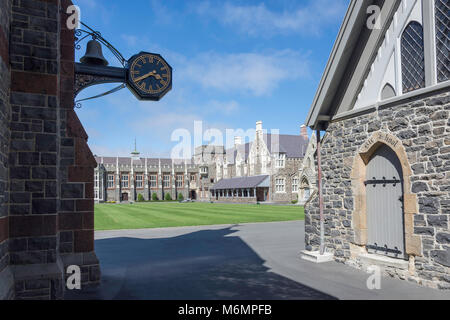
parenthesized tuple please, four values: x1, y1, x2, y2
(94, 202, 305, 231)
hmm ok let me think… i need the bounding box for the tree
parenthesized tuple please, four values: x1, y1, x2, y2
(178, 193, 184, 201)
(137, 194, 145, 202)
(152, 193, 159, 201)
(165, 193, 172, 201)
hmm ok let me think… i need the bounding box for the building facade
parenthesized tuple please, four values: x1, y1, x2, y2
(305, 0, 449, 289)
(95, 121, 316, 204)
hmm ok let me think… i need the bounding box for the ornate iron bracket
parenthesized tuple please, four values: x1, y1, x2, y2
(74, 63, 127, 97)
(75, 21, 126, 67)
(74, 22, 128, 107)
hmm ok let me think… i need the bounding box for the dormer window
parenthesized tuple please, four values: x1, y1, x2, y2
(276, 153, 286, 168)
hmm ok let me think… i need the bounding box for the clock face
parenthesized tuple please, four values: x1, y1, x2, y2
(127, 52, 172, 101)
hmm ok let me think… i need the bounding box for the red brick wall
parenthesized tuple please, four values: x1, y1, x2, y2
(58, 0, 100, 286)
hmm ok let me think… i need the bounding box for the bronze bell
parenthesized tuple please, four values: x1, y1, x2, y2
(80, 39, 109, 66)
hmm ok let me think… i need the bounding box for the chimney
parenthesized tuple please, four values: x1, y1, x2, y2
(300, 125, 308, 139)
(234, 136, 242, 147)
(256, 121, 263, 132)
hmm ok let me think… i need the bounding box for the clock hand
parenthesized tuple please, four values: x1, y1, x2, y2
(134, 71, 155, 83)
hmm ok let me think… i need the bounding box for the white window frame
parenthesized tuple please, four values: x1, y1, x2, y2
(163, 175, 170, 188)
(121, 174, 129, 188)
(275, 178, 285, 193)
(176, 174, 183, 188)
(94, 172, 99, 188)
(276, 154, 286, 168)
(150, 175, 157, 188)
(135, 174, 143, 188)
(292, 178, 299, 193)
(107, 174, 114, 189)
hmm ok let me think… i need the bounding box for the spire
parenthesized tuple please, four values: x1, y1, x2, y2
(131, 138, 140, 160)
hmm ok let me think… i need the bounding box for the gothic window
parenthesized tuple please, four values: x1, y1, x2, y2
(401, 22, 425, 93)
(435, 0, 450, 82)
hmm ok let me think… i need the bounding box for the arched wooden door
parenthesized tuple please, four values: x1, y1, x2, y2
(365, 144, 406, 259)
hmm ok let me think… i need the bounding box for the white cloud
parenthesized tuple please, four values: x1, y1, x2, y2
(178, 50, 311, 96)
(207, 100, 239, 115)
(194, 0, 348, 37)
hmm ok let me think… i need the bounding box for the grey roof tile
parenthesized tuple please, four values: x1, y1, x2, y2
(211, 175, 269, 190)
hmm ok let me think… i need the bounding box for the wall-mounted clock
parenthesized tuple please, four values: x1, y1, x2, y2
(126, 52, 172, 101)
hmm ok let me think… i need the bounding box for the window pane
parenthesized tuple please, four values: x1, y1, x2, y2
(436, 0, 450, 82)
(401, 22, 425, 93)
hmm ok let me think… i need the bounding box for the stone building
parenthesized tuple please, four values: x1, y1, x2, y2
(305, 0, 449, 289)
(211, 121, 311, 204)
(95, 121, 315, 204)
(95, 154, 203, 203)
(0, 0, 100, 300)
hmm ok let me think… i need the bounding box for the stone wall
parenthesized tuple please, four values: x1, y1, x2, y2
(271, 158, 300, 203)
(8, 0, 64, 299)
(0, 0, 100, 299)
(305, 91, 450, 289)
(0, 0, 13, 301)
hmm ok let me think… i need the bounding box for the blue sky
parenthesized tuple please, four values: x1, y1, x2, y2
(74, 0, 349, 158)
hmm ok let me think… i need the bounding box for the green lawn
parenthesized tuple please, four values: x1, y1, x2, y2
(94, 202, 304, 231)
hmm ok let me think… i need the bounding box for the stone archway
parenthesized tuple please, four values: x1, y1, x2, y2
(350, 131, 422, 259)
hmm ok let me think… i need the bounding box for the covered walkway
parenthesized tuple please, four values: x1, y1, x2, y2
(210, 175, 270, 203)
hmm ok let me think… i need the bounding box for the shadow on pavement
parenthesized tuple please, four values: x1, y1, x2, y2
(66, 227, 336, 300)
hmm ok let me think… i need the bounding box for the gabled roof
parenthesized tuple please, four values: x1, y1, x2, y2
(306, 0, 400, 130)
(210, 175, 269, 190)
(264, 134, 308, 158)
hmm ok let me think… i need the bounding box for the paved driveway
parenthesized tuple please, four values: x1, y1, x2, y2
(66, 221, 450, 300)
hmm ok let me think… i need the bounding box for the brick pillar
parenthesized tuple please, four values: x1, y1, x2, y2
(1, 0, 100, 299)
(0, 0, 13, 300)
(8, 0, 64, 300)
(58, 0, 100, 289)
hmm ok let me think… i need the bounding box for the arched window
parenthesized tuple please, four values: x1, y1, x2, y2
(381, 83, 396, 100)
(435, 0, 450, 83)
(401, 22, 425, 93)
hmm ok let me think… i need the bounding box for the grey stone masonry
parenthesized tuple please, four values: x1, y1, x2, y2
(0, 0, 13, 301)
(7, 0, 63, 300)
(0, 0, 100, 300)
(305, 90, 450, 290)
